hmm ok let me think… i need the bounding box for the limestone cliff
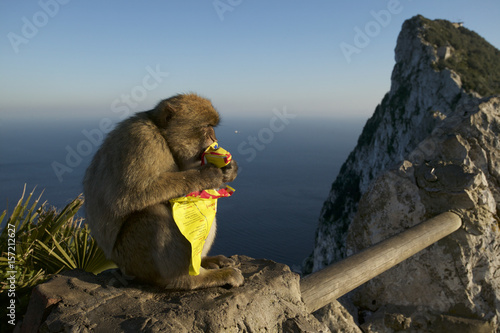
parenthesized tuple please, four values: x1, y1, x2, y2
(307, 15, 500, 331)
(309, 15, 500, 269)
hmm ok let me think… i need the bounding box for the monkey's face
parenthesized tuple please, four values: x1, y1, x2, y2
(188, 123, 218, 155)
(167, 123, 218, 171)
(155, 94, 221, 170)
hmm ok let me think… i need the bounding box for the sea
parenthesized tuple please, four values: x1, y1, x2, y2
(0, 114, 364, 270)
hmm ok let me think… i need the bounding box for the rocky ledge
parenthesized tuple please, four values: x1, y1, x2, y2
(19, 256, 362, 333)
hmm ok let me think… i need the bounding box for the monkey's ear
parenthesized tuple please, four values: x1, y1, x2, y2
(155, 100, 176, 126)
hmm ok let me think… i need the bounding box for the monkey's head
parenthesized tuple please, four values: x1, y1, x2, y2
(152, 93, 220, 169)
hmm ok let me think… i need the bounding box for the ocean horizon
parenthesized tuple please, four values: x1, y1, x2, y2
(0, 114, 365, 268)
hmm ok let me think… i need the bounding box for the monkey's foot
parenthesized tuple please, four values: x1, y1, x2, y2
(163, 266, 244, 290)
(201, 255, 237, 269)
(220, 267, 244, 288)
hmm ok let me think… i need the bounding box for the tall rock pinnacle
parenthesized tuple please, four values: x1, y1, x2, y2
(307, 15, 500, 330)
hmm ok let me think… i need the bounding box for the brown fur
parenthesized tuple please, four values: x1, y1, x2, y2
(83, 93, 243, 290)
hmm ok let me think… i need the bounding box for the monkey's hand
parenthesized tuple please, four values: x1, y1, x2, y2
(199, 163, 226, 189)
(221, 160, 238, 183)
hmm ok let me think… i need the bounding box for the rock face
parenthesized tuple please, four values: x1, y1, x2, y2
(308, 15, 500, 331)
(20, 256, 362, 332)
(349, 97, 500, 331)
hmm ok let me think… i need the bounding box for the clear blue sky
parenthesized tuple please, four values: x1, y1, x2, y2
(1, 0, 499, 121)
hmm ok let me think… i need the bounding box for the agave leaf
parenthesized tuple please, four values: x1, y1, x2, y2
(79, 227, 89, 268)
(71, 225, 116, 273)
(36, 232, 77, 270)
(41, 198, 81, 244)
(2, 187, 115, 291)
(0, 210, 6, 229)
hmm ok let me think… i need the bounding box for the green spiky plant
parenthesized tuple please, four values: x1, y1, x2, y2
(0, 186, 116, 329)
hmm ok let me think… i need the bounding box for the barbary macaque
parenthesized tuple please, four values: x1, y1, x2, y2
(83, 93, 243, 289)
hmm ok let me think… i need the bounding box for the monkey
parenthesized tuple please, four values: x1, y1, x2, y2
(83, 93, 244, 290)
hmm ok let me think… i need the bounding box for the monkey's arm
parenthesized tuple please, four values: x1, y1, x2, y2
(155, 160, 237, 200)
(158, 164, 225, 199)
(116, 164, 225, 214)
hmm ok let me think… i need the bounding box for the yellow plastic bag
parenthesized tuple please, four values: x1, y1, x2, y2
(169, 143, 234, 276)
(170, 186, 234, 275)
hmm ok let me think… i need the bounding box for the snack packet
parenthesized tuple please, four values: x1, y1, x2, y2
(201, 142, 232, 168)
(169, 143, 234, 275)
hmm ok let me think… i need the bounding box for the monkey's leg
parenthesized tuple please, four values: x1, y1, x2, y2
(112, 205, 244, 290)
(199, 218, 237, 269)
(111, 204, 192, 285)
